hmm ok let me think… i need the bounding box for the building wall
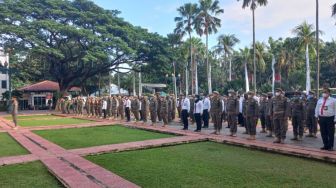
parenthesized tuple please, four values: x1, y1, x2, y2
(0, 48, 9, 99)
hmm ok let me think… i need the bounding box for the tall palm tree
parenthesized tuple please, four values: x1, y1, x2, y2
(237, 0, 268, 92)
(195, 0, 224, 94)
(293, 22, 316, 94)
(316, 0, 320, 96)
(174, 3, 198, 95)
(216, 34, 240, 81)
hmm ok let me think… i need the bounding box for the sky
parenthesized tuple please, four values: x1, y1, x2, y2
(92, 0, 336, 49)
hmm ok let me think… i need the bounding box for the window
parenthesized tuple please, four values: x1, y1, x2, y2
(1, 80, 7, 89)
(33, 96, 46, 107)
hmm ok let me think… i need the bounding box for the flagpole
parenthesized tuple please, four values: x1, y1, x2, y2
(272, 55, 275, 95)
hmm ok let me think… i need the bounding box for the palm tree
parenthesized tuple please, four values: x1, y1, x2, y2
(216, 34, 240, 81)
(293, 22, 316, 94)
(195, 0, 224, 94)
(174, 3, 198, 95)
(237, 0, 268, 92)
(332, 3, 336, 17)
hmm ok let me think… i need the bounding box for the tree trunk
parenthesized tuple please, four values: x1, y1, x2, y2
(229, 56, 232, 81)
(316, 0, 320, 96)
(245, 62, 249, 92)
(206, 30, 211, 94)
(306, 44, 311, 94)
(252, 8, 256, 92)
(133, 71, 136, 96)
(191, 52, 196, 95)
(195, 60, 199, 95)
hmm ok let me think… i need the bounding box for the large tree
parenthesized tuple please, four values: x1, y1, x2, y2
(195, 0, 223, 94)
(0, 0, 168, 95)
(216, 34, 240, 82)
(174, 3, 198, 95)
(237, 0, 268, 92)
(293, 22, 317, 94)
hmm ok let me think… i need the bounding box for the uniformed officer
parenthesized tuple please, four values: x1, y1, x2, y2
(141, 96, 149, 124)
(265, 92, 273, 137)
(259, 93, 268, 133)
(189, 95, 195, 125)
(156, 92, 162, 122)
(160, 95, 169, 127)
(167, 95, 173, 123)
(244, 91, 259, 140)
(171, 94, 177, 120)
(131, 96, 140, 123)
(149, 94, 158, 126)
(112, 96, 119, 119)
(210, 91, 223, 135)
(270, 88, 290, 144)
(118, 96, 125, 120)
(290, 91, 305, 141)
(226, 90, 239, 136)
(306, 91, 318, 138)
(11, 96, 19, 129)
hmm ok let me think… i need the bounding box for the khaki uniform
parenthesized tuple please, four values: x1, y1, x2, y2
(118, 97, 125, 120)
(265, 98, 273, 135)
(189, 98, 195, 124)
(131, 98, 140, 121)
(160, 98, 169, 125)
(171, 97, 176, 120)
(226, 96, 239, 134)
(290, 97, 305, 138)
(167, 97, 173, 123)
(244, 98, 259, 136)
(259, 98, 267, 130)
(210, 96, 223, 133)
(149, 97, 158, 123)
(156, 94, 162, 121)
(112, 97, 118, 119)
(141, 97, 149, 122)
(306, 97, 318, 135)
(270, 96, 290, 140)
(107, 97, 112, 117)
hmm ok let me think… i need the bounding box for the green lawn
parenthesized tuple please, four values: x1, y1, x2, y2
(3, 114, 53, 120)
(0, 133, 29, 157)
(3, 114, 92, 127)
(34, 125, 175, 149)
(0, 161, 63, 188)
(87, 142, 336, 188)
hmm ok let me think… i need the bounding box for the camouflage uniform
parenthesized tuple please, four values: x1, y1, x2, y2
(131, 97, 140, 121)
(149, 96, 158, 124)
(290, 93, 306, 140)
(210, 92, 223, 134)
(226, 91, 239, 135)
(160, 97, 169, 126)
(244, 92, 259, 138)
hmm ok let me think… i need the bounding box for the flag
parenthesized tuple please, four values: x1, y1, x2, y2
(271, 55, 276, 95)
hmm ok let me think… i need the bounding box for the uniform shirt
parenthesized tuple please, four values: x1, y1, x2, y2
(125, 99, 131, 108)
(102, 100, 107, 110)
(203, 97, 211, 110)
(221, 100, 225, 112)
(239, 96, 244, 113)
(194, 100, 203, 114)
(315, 97, 336, 121)
(182, 98, 190, 113)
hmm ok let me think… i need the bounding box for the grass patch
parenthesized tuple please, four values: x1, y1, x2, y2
(3, 114, 92, 127)
(34, 125, 175, 149)
(3, 114, 53, 120)
(0, 133, 29, 157)
(87, 142, 336, 188)
(0, 161, 63, 187)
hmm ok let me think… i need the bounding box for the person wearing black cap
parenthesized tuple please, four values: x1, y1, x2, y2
(306, 91, 318, 137)
(315, 88, 336, 151)
(270, 88, 290, 144)
(290, 91, 305, 141)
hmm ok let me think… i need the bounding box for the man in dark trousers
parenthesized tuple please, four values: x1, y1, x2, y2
(202, 94, 211, 128)
(306, 91, 318, 138)
(315, 88, 336, 151)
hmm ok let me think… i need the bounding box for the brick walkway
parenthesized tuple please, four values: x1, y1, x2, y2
(1, 111, 336, 188)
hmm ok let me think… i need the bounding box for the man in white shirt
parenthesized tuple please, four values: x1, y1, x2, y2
(194, 95, 203, 132)
(315, 88, 336, 151)
(102, 97, 107, 119)
(181, 94, 190, 130)
(202, 95, 211, 128)
(125, 96, 131, 122)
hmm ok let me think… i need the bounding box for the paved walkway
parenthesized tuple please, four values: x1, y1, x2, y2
(1, 111, 336, 188)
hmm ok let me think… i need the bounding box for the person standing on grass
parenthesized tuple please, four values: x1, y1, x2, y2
(315, 88, 336, 151)
(194, 95, 203, 132)
(102, 97, 107, 119)
(181, 94, 190, 130)
(11, 96, 18, 130)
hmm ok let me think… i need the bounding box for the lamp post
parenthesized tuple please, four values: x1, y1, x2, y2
(178, 73, 181, 95)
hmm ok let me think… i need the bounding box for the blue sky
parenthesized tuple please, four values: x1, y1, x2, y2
(92, 0, 336, 49)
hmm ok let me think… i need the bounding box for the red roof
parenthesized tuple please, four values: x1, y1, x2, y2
(19, 80, 81, 92)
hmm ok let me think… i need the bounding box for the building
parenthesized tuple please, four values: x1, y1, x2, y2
(0, 48, 9, 99)
(18, 80, 81, 110)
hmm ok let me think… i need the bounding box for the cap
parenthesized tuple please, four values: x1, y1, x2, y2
(247, 91, 255, 95)
(228, 89, 235, 93)
(213, 91, 219, 95)
(275, 88, 283, 92)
